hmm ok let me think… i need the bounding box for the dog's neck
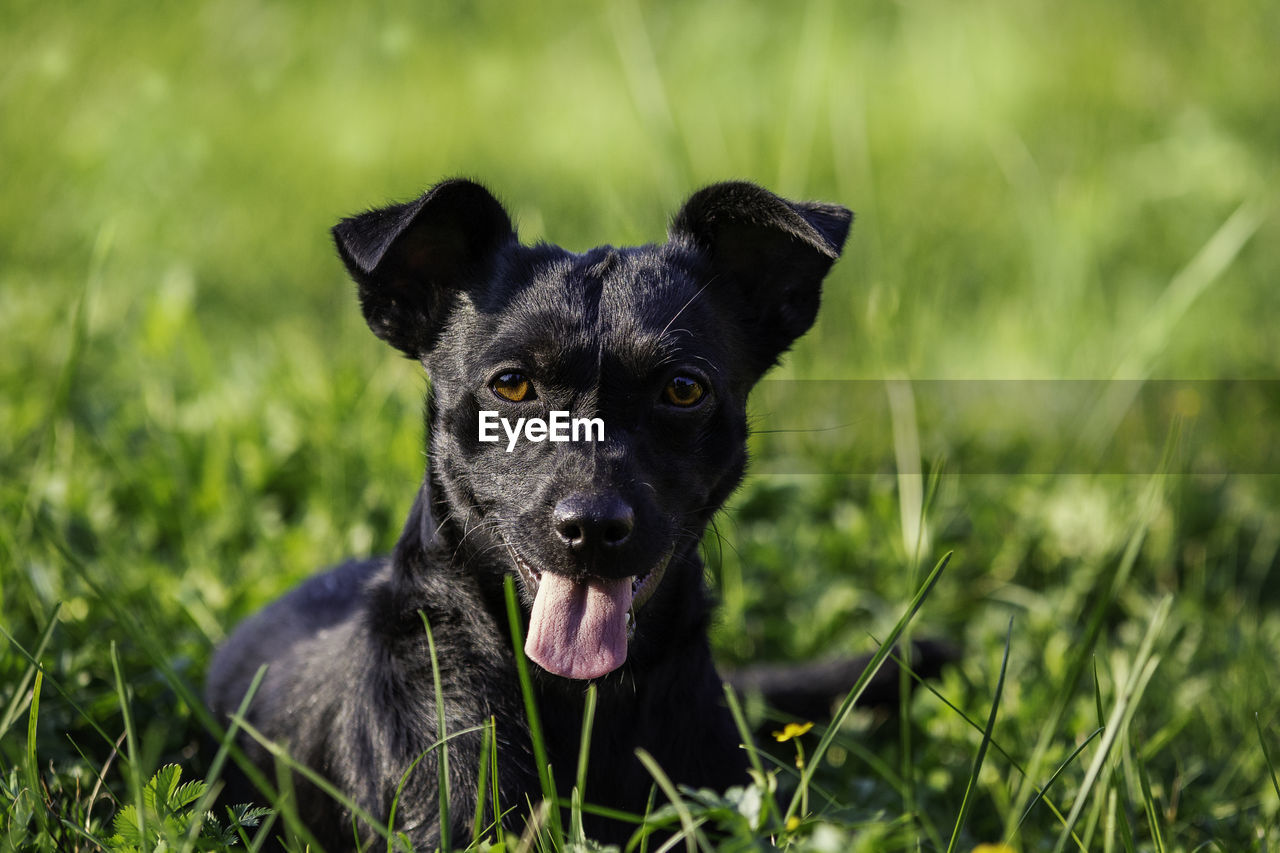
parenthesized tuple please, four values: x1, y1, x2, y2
(389, 479, 435, 559)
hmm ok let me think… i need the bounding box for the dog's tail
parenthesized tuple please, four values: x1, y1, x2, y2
(722, 639, 959, 722)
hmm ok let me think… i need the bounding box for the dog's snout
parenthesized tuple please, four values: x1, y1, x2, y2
(553, 493, 635, 553)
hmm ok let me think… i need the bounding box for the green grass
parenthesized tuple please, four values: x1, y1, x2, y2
(2, 0, 1279, 849)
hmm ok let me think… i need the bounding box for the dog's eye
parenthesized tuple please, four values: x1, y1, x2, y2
(491, 372, 536, 402)
(663, 376, 705, 407)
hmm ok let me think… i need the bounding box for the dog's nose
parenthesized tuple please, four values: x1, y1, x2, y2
(553, 493, 634, 553)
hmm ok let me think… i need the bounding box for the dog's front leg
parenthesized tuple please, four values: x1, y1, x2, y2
(351, 706, 538, 849)
(349, 575, 543, 849)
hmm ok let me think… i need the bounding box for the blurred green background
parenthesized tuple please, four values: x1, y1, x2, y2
(2, 0, 1278, 849)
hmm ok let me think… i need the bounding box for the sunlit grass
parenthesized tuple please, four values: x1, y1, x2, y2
(2, 0, 1278, 849)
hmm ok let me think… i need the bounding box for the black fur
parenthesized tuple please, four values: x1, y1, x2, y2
(205, 180, 928, 849)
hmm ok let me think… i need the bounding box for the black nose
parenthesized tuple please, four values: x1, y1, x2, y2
(553, 493, 634, 553)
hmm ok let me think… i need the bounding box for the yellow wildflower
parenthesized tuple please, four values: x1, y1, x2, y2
(972, 845, 1016, 853)
(771, 721, 814, 742)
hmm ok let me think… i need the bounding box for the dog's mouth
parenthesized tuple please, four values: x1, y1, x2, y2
(507, 546, 670, 681)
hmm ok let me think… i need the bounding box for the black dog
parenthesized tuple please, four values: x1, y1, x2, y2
(208, 180, 917, 849)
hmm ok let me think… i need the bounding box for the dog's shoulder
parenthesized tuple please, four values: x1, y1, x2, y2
(204, 558, 386, 715)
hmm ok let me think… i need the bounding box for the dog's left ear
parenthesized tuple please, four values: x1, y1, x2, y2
(669, 182, 852, 375)
(332, 179, 517, 358)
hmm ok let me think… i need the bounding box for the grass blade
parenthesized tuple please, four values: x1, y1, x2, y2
(238, 714, 485, 851)
(180, 663, 269, 853)
(0, 602, 60, 742)
(0, 615, 125, 757)
(1135, 755, 1166, 853)
(566, 799, 645, 827)
(24, 668, 45, 836)
(503, 574, 562, 844)
(420, 612, 451, 851)
(1014, 726, 1104, 832)
(1258, 714, 1280, 807)
(234, 713, 399, 844)
(471, 717, 494, 843)
(269, 749, 308, 849)
(1051, 595, 1172, 853)
(634, 749, 707, 853)
(15, 227, 104, 546)
(946, 616, 1013, 853)
(490, 715, 506, 847)
(571, 683, 599, 843)
(784, 550, 952, 824)
(33, 517, 310, 847)
(1004, 474, 1165, 839)
(721, 682, 780, 831)
(389, 736, 476, 853)
(111, 640, 147, 850)
(899, 650, 1084, 837)
(1082, 196, 1267, 455)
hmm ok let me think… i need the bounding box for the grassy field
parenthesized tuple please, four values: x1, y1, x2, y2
(2, 0, 1279, 849)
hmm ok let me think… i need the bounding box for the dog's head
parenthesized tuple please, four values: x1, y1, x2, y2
(334, 180, 851, 680)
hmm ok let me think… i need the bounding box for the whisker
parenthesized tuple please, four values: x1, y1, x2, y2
(658, 277, 717, 340)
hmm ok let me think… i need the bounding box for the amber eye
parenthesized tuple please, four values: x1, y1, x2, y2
(663, 375, 705, 407)
(491, 372, 536, 402)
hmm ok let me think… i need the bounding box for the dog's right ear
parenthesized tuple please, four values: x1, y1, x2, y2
(333, 179, 516, 358)
(669, 182, 852, 377)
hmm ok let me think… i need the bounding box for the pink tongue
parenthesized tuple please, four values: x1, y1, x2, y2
(525, 573, 633, 679)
